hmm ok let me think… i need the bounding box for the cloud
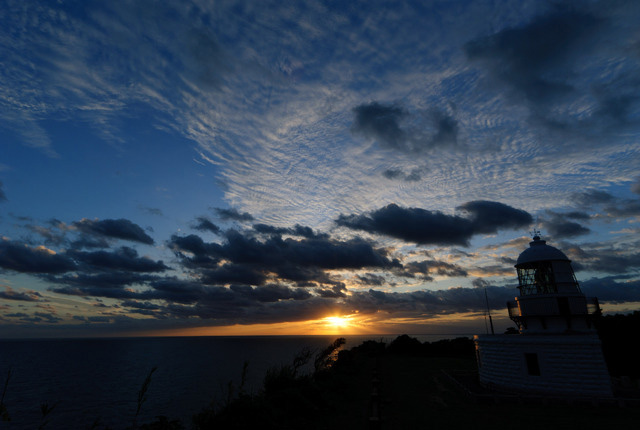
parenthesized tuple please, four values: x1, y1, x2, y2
(213, 208, 254, 222)
(336, 201, 532, 246)
(464, 2, 640, 142)
(632, 177, 640, 195)
(337, 204, 471, 246)
(382, 169, 404, 180)
(220, 229, 398, 271)
(182, 28, 232, 90)
(140, 206, 163, 216)
(34, 312, 62, 323)
(471, 264, 515, 277)
(356, 273, 388, 287)
(71, 236, 111, 249)
(382, 168, 423, 182)
(148, 278, 230, 304)
(351, 102, 459, 153)
(315, 283, 347, 299)
(571, 189, 615, 207)
(604, 199, 640, 218)
(193, 216, 221, 234)
(428, 108, 459, 147)
(49, 271, 158, 292)
(50, 285, 142, 300)
(87, 316, 112, 323)
(73, 218, 154, 244)
(352, 102, 407, 150)
(570, 190, 640, 218)
(464, 8, 601, 106)
(121, 300, 162, 311)
(24, 224, 68, 247)
(0, 181, 6, 202)
(67, 247, 168, 273)
(541, 212, 590, 239)
(169, 228, 399, 288)
(581, 276, 640, 303)
(200, 264, 267, 286)
(156, 295, 340, 325)
(0, 240, 76, 273)
(403, 260, 468, 279)
(456, 201, 533, 234)
(161, 224, 407, 313)
(563, 243, 640, 274)
(0, 286, 42, 301)
(230, 284, 312, 303)
(7, 311, 62, 324)
(6, 313, 29, 318)
(345, 285, 517, 316)
(252, 223, 328, 239)
(564, 211, 591, 221)
(168, 234, 221, 269)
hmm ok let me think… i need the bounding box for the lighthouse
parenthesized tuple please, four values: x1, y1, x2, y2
(474, 234, 613, 398)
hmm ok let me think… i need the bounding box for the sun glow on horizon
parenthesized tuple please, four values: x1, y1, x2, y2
(324, 316, 350, 329)
(119, 310, 507, 338)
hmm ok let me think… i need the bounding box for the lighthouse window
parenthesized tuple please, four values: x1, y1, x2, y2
(517, 262, 557, 295)
(525, 353, 541, 376)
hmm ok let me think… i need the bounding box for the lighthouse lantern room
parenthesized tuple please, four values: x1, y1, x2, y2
(474, 234, 613, 398)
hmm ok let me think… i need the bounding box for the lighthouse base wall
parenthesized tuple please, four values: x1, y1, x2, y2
(474, 334, 612, 398)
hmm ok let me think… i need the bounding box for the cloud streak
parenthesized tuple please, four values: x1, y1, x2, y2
(351, 102, 459, 153)
(0, 240, 76, 274)
(73, 219, 154, 245)
(336, 201, 532, 246)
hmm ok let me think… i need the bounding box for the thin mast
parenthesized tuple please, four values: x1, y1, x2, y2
(485, 287, 495, 335)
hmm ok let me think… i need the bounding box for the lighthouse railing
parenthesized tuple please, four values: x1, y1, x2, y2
(507, 296, 601, 318)
(586, 297, 601, 316)
(507, 301, 519, 319)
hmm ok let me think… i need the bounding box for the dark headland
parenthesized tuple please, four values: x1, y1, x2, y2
(186, 314, 640, 430)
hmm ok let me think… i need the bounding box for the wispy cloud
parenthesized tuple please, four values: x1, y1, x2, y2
(3, 1, 639, 228)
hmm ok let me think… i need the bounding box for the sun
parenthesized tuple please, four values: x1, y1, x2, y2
(324, 316, 350, 329)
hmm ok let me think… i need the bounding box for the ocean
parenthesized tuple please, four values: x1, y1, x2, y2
(0, 334, 469, 429)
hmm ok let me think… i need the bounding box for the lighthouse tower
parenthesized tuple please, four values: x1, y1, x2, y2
(474, 234, 613, 398)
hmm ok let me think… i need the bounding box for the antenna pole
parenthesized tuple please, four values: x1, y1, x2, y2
(484, 309, 489, 334)
(485, 287, 495, 335)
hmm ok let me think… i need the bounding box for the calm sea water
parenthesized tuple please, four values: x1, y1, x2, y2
(0, 334, 469, 429)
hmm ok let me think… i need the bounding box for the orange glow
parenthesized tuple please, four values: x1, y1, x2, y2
(131, 313, 381, 337)
(324, 316, 349, 329)
(121, 310, 506, 338)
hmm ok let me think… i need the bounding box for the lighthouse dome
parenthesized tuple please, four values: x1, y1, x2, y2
(516, 235, 570, 266)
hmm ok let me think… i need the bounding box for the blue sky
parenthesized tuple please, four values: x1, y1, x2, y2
(1, 0, 640, 337)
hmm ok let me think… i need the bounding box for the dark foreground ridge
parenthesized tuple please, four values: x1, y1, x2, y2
(170, 335, 479, 430)
(183, 314, 640, 430)
(2, 317, 640, 429)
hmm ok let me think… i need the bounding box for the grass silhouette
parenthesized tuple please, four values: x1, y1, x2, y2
(131, 366, 157, 429)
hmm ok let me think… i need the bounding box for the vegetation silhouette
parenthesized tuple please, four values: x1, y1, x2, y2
(189, 335, 476, 430)
(38, 401, 58, 430)
(132, 366, 158, 429)
(596, 310, 640, 378)
(192, 337, 347, 430)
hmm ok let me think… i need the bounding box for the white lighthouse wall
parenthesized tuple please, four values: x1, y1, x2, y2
(516, 295, 594, 333)
(474, 334, 612, 398)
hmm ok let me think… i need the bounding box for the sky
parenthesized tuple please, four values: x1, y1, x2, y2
(1, 0, 640, 338)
